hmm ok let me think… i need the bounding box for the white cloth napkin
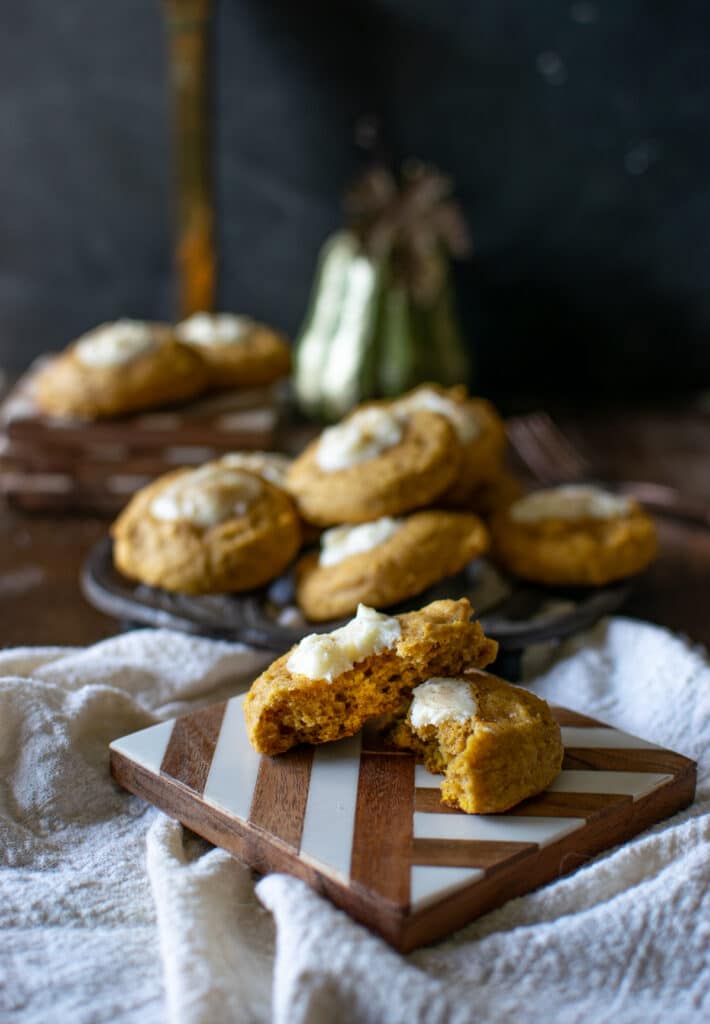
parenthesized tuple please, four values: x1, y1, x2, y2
(1, 619, 708, 1024)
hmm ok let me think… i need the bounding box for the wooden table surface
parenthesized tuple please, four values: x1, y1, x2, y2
(1, 404, 709, 650)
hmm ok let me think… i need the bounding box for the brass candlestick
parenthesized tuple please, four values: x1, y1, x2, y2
(163, 0, 215, 317)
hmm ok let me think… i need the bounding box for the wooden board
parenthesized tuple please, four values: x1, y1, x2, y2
(1, 359, 281, 446)
(0, 361, 283, 513)
(110, 697, 695, 952)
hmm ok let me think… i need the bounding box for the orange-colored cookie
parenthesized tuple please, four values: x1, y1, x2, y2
(112, 459, 301, 594)
(176, 312, 291, 389)
(285, 405, 461, 526)
(296, 510, 489, 621)
(34, 320, 208, 419)
(490, 484, 657, 586)
(386, 670, 563, 813)
(391, 385, 507, 504)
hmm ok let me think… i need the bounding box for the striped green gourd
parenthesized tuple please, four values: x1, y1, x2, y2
(294, 163, 471, 420)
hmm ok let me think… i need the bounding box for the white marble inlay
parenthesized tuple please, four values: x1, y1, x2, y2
(414, 812, 585, 848)
(110, 719, 174, 774)
(415, 764, 443, 789)
(410, 866, 484, 911)
(202, 696, 261, 822)
(560, 727, 662, 750)
(547, 770, 673, 801)
(299, 733, 362, 881)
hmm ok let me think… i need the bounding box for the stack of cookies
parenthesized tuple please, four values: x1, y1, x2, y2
(112, 384, 519, 618)
(0, 314, 291, 512)
(285, 385, 518, 620)
(110, 381, 658, 613)
(33, 313, 291, 420)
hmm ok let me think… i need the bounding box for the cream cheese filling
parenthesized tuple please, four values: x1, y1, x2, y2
(319, 517, 403, 567)
(286, 604, 401, 681)
(510, 484, 632, 523)
(176, 312, 254, 347)
(151, 464, 262, 527)
(219, 451, 291, 488)
(316, 407, 404, 471)
(74, 320, 157, 368)
(394, 387, 481, 443)
(409, 677, 478, 729)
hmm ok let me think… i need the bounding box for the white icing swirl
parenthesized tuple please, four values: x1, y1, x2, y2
(394, 387, 481, 443)
(286, 604, 401, 681)
(409, 677, 477, 729)
(176, 312, 254, 347)
(510, 485, 632, 524)
(319, 517, 403, 567)
(151, 464, 262, 527)
(74, 320, 157, 368)
(316, 407, 404, 471)
(219, 452, 291, 487)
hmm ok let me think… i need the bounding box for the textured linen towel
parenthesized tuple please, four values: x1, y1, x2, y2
(1, 619, 708, 1023)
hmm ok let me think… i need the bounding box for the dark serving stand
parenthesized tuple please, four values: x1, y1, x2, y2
(81, 538, 630, 679)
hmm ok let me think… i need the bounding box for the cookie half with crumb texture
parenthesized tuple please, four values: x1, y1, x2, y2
(387, 671, 563, 813)
(244, 598, 498, 755)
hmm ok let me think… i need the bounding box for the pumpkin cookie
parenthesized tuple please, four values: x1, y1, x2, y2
(386, 671, 563, 813)
(392, 385, 507, 505)
(296, 510, 489, 621)
(244, 597, 498, 755)
(285, 404, 461, 526)
(175, 312, 291, 389)
(34, 319, 208, 420)
(112, 459, 300, 594)
(491, 484, 657, 586)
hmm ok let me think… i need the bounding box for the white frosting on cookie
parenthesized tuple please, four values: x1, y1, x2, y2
(409, 677, 478, 729)
(510, 485, 632, 523)
(319, 517, 403, 567)
(74, 320, 157, 368)
(219, 451, 291, 487)
(316, 407, 404, 471)
(286, 604, 401, 681)
(151, 464, 262, 527)
(176, 312, 254, 347)
(394, 387, 481, 443)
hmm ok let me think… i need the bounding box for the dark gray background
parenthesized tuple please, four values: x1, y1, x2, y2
(2, 1, 709, 396)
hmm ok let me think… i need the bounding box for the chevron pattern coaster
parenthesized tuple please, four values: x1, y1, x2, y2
(110, 696, 696, 951)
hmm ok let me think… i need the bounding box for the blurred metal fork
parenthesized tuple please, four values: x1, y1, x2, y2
(507, 411, 710, 527)
(506, 411, 591, 484)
